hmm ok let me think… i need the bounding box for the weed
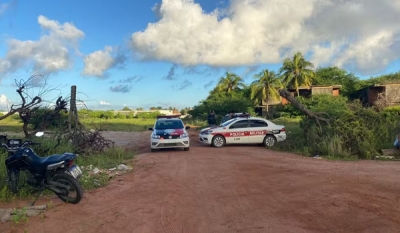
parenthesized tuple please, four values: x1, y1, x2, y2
(11, 207, 29, 225)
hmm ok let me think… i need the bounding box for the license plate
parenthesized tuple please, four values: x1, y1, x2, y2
(69, 165, 82, 179)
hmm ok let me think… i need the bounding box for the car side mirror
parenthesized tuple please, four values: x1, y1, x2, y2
(148, 127, 153, 131)
(185, 126, 190, 130)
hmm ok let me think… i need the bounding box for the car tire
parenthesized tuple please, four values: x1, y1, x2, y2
(263, 135, 277, 147)
(212, 135, 225, 148)
(184, 147, 189, 151)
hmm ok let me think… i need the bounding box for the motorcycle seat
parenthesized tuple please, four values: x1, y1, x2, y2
(30, 153, 76, 171)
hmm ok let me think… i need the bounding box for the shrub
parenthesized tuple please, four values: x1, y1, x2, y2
(300, 96, 400, 159)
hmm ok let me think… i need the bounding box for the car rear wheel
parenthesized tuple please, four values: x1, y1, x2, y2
(212, 135, 225, 148)
(263, 135, 277, 147)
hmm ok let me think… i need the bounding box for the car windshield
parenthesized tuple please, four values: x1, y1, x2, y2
(155, 120, 184, 129)
(220, 118, 238, 127)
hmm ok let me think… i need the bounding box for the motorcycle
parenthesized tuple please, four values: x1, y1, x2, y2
(0, 132, 83, 205)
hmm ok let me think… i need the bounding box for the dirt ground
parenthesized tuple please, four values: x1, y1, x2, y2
(2, 129, 400, 233)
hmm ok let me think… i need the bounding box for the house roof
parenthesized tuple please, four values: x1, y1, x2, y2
(370, 83, 400, 87)
(286, 85, 342, 91)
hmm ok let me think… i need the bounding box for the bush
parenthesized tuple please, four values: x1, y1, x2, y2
(29, 107, 69, 130)
(299, 96, 400, 159)
(135, 111, 161, 119)
(382, 106, 400, 116)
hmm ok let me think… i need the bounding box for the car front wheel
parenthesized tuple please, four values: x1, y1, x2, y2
(212, 135, 226, 148)
(263, 135, 277, 147)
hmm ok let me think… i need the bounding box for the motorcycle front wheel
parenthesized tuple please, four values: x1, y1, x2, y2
(8, 169, 19, 194)
(51, 173, 83, 204)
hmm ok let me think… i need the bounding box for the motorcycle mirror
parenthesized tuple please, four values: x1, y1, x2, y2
(35, 132, 44, 137)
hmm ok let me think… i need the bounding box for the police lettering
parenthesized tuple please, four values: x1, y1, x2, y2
(249, 131, 265, 135)
(230, 132, 245, 137)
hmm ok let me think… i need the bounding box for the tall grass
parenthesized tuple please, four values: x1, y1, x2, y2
(271, 117, 308, 155)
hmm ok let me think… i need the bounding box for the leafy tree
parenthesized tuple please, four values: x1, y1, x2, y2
(279, 52, 315, 96)
(190, 91, 255, 120)
(314, 66, 360, 97)
(121, 106, 131, 111)
(250, 69, 282, 105)
(217, 72, 245, 94)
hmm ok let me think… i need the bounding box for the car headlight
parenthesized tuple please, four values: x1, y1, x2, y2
(201, 130, 212, 135)
(152, 134, 160, 139)
(180, 133, 189, 138)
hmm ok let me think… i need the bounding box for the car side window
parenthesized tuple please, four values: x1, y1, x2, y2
(249, 120, 268, 127)
(229, 120, 248, 129)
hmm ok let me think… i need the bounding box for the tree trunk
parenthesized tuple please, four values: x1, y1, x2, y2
(279, 89, 330, 128)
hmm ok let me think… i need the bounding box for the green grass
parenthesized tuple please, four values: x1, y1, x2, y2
(0, 116, 26, 132)
(80, 118, 155, 132)
(0, 117, 157, 133)
(271, 117, 308, 155)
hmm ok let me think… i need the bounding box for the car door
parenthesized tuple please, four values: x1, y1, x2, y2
(226, 120, 249, 144)
(248, 119, 269, 143)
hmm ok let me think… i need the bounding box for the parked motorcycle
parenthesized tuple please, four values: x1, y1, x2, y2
(0, 132, 83, 205)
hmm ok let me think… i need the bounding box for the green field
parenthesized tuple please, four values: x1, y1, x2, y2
(0, 116, 210, 133)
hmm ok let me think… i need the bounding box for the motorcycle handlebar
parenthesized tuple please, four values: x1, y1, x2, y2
(0, 140, 41, 151)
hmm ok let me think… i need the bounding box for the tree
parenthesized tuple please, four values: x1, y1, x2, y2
(279, 52, 315, 96)
(250, 69, 282, 105)
(217, 72, 245, 94)
(121, 106, 131, 111)
(314, 66, 359, 97)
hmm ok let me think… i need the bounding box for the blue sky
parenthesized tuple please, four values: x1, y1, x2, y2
(0, 0, 399, 111)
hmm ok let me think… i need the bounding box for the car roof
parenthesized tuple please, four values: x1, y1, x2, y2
(225, 112, 249, 116)
(156, 118, 182, 121)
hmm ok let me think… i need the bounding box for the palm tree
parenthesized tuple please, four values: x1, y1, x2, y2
(250, 69, 282, 105)
(279, 52, 315, 96)
(217, 72, 245, 93)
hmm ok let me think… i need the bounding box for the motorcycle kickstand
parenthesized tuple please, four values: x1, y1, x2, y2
(31, 187, 45, 206)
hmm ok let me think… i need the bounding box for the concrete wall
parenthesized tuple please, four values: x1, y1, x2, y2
(385, 84, 400, 103)
(311, 87, 333, 95)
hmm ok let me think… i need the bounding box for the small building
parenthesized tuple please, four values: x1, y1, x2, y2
(358, 83, 400, 106)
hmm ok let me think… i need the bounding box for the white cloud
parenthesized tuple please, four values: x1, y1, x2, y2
(0, 3, 9, 15)
(82, 46, 115, 77)
(0, 94, 10, 111)
(131, 0, 400, 75)
(100, 100, 111, 105)
(82, 46, 127, 78)
(0, 15, 84, 77)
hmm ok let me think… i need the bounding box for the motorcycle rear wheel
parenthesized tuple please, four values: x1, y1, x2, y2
(51, 173, 83, 204)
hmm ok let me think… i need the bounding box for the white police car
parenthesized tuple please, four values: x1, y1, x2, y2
(148, 115, 190, 152)
(199, 116, 286, 148)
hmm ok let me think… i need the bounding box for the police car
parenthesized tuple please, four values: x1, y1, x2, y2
(148, 115, 191, 152)
(199, 116, 286, 148)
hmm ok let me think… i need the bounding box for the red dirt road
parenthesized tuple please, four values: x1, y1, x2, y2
(2, 129, 400, 233)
